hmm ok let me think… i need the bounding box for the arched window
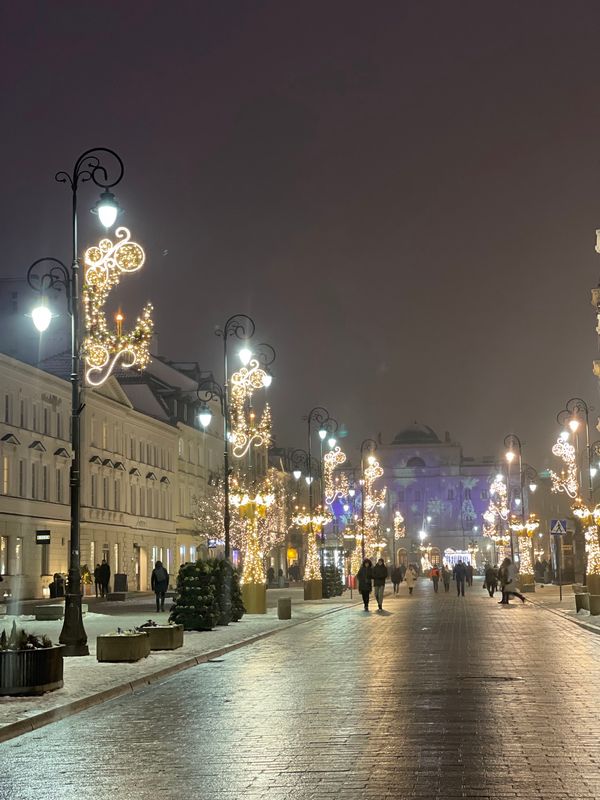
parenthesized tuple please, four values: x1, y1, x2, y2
(407, 456, 426, 468)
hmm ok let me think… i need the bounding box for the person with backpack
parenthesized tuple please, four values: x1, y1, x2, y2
(151, 560, 170, 612)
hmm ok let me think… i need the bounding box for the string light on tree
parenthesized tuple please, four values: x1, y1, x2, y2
(82, 227, 153, 386)
(393, 509, 405, 539)
(292, 504, 331, 580)
(231, 490, 274, 585)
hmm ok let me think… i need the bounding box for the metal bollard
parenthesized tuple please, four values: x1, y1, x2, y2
(277, 597, 292, 620)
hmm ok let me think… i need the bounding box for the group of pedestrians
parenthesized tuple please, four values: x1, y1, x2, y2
(357, 558, 421, 610)
(93, 560, 111, 597)
(484, 557, 526, 604)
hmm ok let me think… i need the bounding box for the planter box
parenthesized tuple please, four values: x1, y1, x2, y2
(97, 632, 150, 662)
(142, 625, 184, 651)
(303, 579, 323, 601)
(107, 592, 127, 602)
(575, 592, 590, 612)
(242, 583, 267, 614)
(0, 645, 64, 696)
(35, 605, 64, 621)
(589, 595, 600, 616)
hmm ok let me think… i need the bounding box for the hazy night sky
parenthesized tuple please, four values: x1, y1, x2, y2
(2, 1, 600, 468)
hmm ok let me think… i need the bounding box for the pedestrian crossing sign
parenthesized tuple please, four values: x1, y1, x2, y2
(550, 519, 567, 535)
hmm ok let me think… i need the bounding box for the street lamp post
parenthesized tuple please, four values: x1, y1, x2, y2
(360, 438, 378, 559)
(27, 148, 125, 656)
(304, 407, 332, 567)
(197, 314, 256, 560)
(557, 398, 593, 503)
(504, 434, 525, 561)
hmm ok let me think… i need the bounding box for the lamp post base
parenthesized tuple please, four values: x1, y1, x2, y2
(241, 583, 267, 614)
(303, 579, 323, 601)
(58, 593, 89, 657)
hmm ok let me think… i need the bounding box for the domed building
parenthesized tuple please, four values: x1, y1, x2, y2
(378, 422, 495, 568)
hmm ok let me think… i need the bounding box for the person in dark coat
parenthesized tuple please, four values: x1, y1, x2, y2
(93, 563, 102, 597)
(98, 560, 111, 597)
(484, 564, 498, 597)
(453, 561, 467, 597)
(466, 562, 474, 586)
(441, 565, 451, 592)
(357, 558, 373, 611)
(151, 560, 169, 612)
(391, 565, 402, 595)
(372, 558, 389, 610)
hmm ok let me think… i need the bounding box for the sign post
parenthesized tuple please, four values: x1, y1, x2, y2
(550, 520, 567, 602)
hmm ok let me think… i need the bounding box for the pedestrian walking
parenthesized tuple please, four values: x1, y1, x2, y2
(93, 563, 102, 597)
(404, 564, 417, 595)
(466, 562, 474, 587)
(391, 565, 402, 595)
(497, 557, 526, 605)
(357, 558, 373, 611)
(430, 565, 440, 593)
(484, 564, 498, 598)
(98, 559, 111, 598)
(372, 558, 388, 610)
(453, 560, 467, 597)
(267, 566, 275, 585)
(441, 564, 451, 592)
(151, 560, 170, 612)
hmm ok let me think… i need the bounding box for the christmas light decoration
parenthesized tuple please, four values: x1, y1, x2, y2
(393, 510, 405, 538)
(82, 227, 153, 386)
(231, 489, 274, 585)
(229, 357, 272, 458)
(323, 445, 349, 505)
(550, 436, 579, 498)
(292, 504, 331, 580)
(361, 457, 386, 556)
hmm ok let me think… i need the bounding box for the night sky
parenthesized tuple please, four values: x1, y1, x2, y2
(3, 1, 600, 468)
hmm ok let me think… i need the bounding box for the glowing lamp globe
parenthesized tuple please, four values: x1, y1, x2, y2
(529, 482, 537, 493)
(559, 430, 570, 441)
(328, 437, 337, 449)
(348, 488, 356, 497)
(318, 428, 327, 441)
(197, 406, 212, 429)
(505, 450, 515, 463)
(292, 469, 302, 481)
(305, 476, 313, 485)
(568, 418, 580, 433)
(239, 347, 252, 366)
(32, 304, 52, 333)
(263, 372, 273, 387)
(92, 190, 121, 229)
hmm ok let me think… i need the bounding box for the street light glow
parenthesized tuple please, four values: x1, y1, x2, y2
(505, 450, 515, 463)
(318, 428, 327, 441)
(31, 304, 52, 333)
(292, 469, 302, 481)
(529, 482, 537, 492)
(239, 347, 252, 366)
(198, 405, 212, 429)
(568, 417, 580, 433)
(92, 190, 121, 229)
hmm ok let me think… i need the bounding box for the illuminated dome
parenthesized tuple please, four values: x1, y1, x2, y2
(392, 422, 441, 445)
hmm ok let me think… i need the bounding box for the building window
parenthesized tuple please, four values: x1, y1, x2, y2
(43, 465, 48, 501)
(139, 487, 145, 516)
(114, 479, 120, 511)
(179, 544, 186, 564)
(113, 543, 119, 573)
(140, 441, 145, 462)
(13, 537, 23, 575)
(56, 468, 63, 503)
(178, 438, 184, 458)
(20, 399, 27, 429)
(91, 475, 97, 507)
(130, 436, 135, 459)
(1, 455, 9, 495)
(103, 477, 109, 509)
(152, 545, 159, 565)
(18, 460, 25, 497)
(464, 488, 471, 500)
(41, 542, 50, 576)
(447, 489, 454, 500)
(31, 463, 37, 499)
(0, 537, 7, 574)
(147, 487, 153, 517)
(32, 404, 38, 432)
(90, 540, 95, 567)
(189, 545, 196, 561)
(131, 485, 137, 515)
(481, 490, 489, 500)
(397, 489, 405, 502)
(102, 421, 108, 450)
(56, 413, 62, 440)
(43, 408, 50, 434)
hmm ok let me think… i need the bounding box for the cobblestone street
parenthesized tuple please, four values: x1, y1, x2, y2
(2, 581, 599, 799)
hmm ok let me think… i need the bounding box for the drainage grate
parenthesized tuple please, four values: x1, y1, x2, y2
(459, 675, 523, 682)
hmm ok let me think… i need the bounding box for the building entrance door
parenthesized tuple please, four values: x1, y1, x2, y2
(134, 545, 148, 591)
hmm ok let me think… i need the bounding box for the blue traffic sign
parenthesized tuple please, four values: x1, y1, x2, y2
(550, 519, 567, 535)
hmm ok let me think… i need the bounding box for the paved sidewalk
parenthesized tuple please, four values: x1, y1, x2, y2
(522, 581, 600, 632)
(0, 588, 359, 742)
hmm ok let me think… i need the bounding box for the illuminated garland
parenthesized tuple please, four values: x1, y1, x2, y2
(362, 458, 386, 557)
(323, 445, 349, 505)
(292, 504, 331, 580)
(550, 436, 579, 498)
(230, 358, 272, 458)
(82, 227, 153, 386)
(509, 514, 538, 575)
(231, 489, 274, 585)
(394, 509, 405, 538)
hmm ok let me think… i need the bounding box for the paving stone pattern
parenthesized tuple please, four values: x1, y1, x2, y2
(1, 580, 598, 799)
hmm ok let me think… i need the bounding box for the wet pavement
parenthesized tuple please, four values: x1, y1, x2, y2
(1, 579, 598, 799)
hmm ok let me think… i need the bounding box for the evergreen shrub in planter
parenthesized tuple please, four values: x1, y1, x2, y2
(0, 622, 64, 696)
(320, 565, 343, 598)
(169, 561, 218, 631)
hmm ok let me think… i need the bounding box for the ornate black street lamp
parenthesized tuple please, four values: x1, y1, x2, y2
(196, 314, 257, 560)
(27, 148, 124, 657)
(557, 398, 593, 502)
